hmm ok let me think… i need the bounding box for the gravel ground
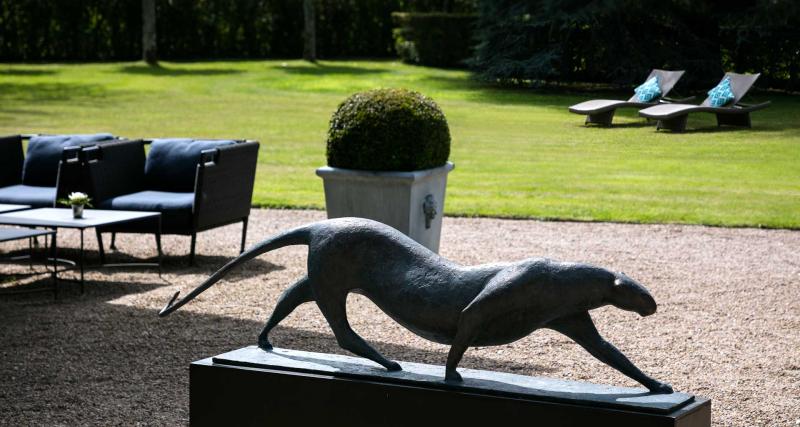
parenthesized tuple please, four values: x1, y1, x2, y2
(1, 208, 798, 426)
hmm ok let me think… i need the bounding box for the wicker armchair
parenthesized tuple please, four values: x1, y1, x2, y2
(83, 138, 259, 264)
(0, 133, 117, 207)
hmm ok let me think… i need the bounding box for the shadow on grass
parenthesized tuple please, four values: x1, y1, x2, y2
(118, 64, 242, 76)
(0, 68, 57, 76)
(277, 63, 387, 76)
(654, 126, 769, 135)
(420, 75, 586, 108)
(576, 121, 656, 129)
(0, 82, 109, 103)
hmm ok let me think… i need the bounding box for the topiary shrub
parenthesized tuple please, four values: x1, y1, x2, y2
(326, 88, 451, 171)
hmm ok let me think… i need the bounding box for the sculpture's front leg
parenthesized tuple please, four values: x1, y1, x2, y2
(547, 312, 673, 394)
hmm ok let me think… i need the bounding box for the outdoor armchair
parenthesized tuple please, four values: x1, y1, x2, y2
(638, 72, 771, 132)
(84, 138, 260, 264)
(0, 133, 116, 207)
(569, 69, 688, 126)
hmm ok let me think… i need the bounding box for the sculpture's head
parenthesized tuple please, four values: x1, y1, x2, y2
(609, 272, 657, 317)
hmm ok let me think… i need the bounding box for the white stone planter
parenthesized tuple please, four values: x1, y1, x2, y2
(316, 162, 454, 253)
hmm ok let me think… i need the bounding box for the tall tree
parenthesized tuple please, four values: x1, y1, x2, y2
(303, 0, 317, 62)
(470, 0, 724, 88)
(142, 0, 157, 65)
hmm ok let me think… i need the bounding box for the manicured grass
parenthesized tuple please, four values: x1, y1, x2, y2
(1, 60, 798, 228)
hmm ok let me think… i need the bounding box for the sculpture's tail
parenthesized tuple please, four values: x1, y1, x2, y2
(158, 225, 313, 317)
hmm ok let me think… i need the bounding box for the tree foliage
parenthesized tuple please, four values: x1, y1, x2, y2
(0, 0, 475, 61)
(470, 0, 800, 90)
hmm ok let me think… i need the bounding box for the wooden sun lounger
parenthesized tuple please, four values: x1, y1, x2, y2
(569, 69, 687, 126)
(638, 72, 771, 132)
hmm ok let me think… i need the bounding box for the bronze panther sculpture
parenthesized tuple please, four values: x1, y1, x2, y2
(160, 217, 673, 393)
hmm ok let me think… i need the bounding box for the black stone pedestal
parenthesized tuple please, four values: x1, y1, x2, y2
(190, 347, 710, 427)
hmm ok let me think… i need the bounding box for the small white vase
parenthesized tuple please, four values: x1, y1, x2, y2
(72, 204, 84, 219)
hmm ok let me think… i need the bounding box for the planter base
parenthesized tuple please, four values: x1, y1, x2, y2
(317, 162, 454, 252)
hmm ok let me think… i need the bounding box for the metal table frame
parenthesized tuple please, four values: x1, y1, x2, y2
(0, 228, 58, 297)
(0, 208, 162, 294)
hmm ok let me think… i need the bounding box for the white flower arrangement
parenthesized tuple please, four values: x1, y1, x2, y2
(59, 192, 92, 207)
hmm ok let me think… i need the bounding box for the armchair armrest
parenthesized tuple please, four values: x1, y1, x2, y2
(84, 139, 147, 203)
(194, 141, 260, 230)
(54, 146, 84, 204)
(0, 135, 24, 188)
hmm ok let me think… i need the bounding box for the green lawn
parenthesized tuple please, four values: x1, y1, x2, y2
(1, 60, 798, 228)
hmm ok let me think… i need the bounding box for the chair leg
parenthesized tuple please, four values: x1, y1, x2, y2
(28, 237, 34, 270)
(585, 110, 615, 127)
(110, 232, 117, 250)
(154, 233, 163, 257)
(240, 217, 249, 254)
(656, 115, 688, 132)
(96, 229, 106, 264)
(189, 233, 197, 266)
(716, 112, 751, 128)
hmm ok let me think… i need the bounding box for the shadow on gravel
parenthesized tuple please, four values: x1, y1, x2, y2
(0, 294, 557, 424)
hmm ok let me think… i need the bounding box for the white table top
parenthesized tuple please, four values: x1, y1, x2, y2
(0, 227, 55, 243)
(0, 204, 31, 214)
(0, 208, 160, 229)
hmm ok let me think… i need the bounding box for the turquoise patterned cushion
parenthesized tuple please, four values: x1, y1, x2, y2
(707, 77, 735, 107)
(634, 76, 661, 102)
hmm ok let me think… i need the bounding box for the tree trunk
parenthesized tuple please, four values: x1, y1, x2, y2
(303, 0, 316, 62)
(142, 0, 157, 65)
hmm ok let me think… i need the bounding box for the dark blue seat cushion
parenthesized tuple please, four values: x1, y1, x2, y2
(0, 184, 56, 207)
(145, 139, 235, 192)
(22, 133, 114, 187)
(97, 190, 194, 232)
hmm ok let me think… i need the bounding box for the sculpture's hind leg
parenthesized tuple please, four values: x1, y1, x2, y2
(258, 276, 314, 350)
(315, 293, 402, 372)
(445, 307, 482, 382)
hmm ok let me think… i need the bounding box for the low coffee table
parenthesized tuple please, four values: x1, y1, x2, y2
(0, 208, 161, 293)
(1, 228, 58, 296)
(0, 204, 30, 213)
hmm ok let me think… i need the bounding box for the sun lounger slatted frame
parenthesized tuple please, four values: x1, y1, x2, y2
(568, 69, 687, 126)
(638, 72, 771, 132)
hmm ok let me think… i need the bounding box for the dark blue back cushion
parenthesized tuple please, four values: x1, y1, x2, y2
(145, 139, 235, 192)
(22, 133, 114, 187)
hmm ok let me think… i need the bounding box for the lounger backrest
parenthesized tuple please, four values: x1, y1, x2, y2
(700, 72, 760, 107)
(626, 69, 685, 102)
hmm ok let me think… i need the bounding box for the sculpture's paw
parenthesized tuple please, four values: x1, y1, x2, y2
(386, 361, 402, 372)
(444, 370, 463, 383)
(257, 338, 273, 351)
(648, 381, 674, 394)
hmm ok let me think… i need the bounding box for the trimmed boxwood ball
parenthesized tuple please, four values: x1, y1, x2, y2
(327, 88, 451, 171)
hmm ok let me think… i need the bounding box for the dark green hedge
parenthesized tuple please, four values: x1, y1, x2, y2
(470, 0, 800, 90)
(392, 13, 477, 68)
(327, 89, 451, 171)
(0, 0, 477, 61)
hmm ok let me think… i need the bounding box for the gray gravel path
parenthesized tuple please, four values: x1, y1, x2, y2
(1, 208, 798, 426)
